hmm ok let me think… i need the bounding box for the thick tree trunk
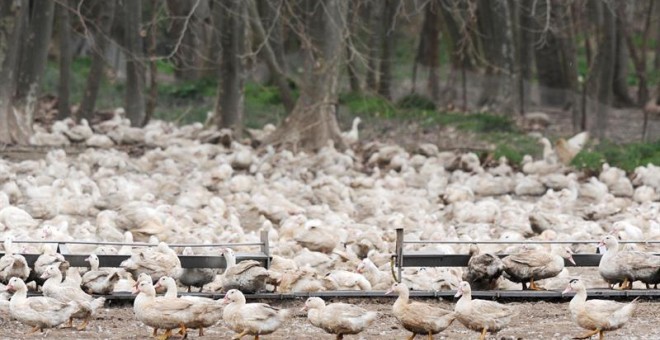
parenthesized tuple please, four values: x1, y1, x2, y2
(619, 0, 653, 106)
(655, 0, 660, 70)
(14, 0, 54, 139)
(476, 0, 516, 113)
(16, 0, 55, 98)
(123, 0, 146, 126)
(612, 10, 634, 107)
(262, 0, 347, 152)
(589, 1, 616, 139)
(247, 0, 295, 113)
(145, 0, 160, 125)
(213, 0, 245, 132)
(345, 0, 361, 93)
(439, 0, 471, 69)
(57, 0, 72, 120)
(79, 0, 116, 122)
(0, 0, 29, 144)
(377, 0, 400, 100)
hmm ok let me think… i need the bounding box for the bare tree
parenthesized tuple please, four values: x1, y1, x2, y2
(247, 0, 295, 113)
(377, 0, 400, 100)
(213, 0, 246, 132)
(79, 0, 117, 122)
(476, 0, 516, 113)
(589, 0, 616, 139)
(15, 0, 55, 131)
(165, 0, 204, 82)
(57, 0, 72, 120)
(414, 0, 441, 103)
(123, 0, 146, 126)
(0, 0, 29, 144)
(263, 0, 348, 151)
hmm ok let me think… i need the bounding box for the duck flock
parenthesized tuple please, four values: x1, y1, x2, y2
(0, 114, 659, 339)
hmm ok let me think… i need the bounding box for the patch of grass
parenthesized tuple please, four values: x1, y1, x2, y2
(492, 134, 542, 165)
(339, 92, 396, 118)
(572, 140, 660, 173)
(244, 83, 289, 128)
(397, 93, 436, 110)
(159, 77, 217, 99)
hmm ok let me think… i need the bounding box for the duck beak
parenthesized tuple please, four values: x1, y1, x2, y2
(132, 283, 139, 294)
(454, 288, 463, 298)
(561, 286, 572, 295)
(384, 289, 393, 295)
(568, 256, 576, 265)
(39, 272, 49, 279)
(4, 284, 12, 292)
(300, 305, 308, 312)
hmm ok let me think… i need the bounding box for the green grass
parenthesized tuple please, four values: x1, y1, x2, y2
(572, 140, 660, 173)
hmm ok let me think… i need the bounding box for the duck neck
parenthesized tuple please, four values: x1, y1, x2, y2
(165, 280, 178, 298)
(569, 287, 587, 313)
(4, 239, 13, 255)
(11, 286, 27, 300)
(90, 259, 99, 271)
(225, 252, 236, 268)
(393, 288, 409, 310)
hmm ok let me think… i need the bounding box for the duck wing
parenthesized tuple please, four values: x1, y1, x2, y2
(28, 297, 73, 313)
(504, 250, 551, 268)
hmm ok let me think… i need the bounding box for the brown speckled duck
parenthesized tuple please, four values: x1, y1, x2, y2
(220, 248, 270, 293)
(386, 282, 455, 340)
(563, 278, 638, 339)
(502, 245, 575, 290)
(454, 281, 516, 340)
(462, 244, 504, 290)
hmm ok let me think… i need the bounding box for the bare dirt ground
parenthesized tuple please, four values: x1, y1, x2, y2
(0, 296, 658, 340)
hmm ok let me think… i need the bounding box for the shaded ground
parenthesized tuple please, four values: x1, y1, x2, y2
(0, 296, 657, 340)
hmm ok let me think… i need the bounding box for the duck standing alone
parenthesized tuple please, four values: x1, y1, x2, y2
(563, 278, 638, 339)
(386, 282, 455, 340)
(454, 281, 516, 340)
(302, 296, 377, 339)
(222, 289, 289, 339)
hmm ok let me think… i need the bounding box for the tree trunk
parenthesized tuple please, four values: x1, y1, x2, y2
(213, 0, 245, 132)
(417, 0, 441, 103)
(0, 0, 29, 144)
(57, 0, 72, 120)
(439, 0, 472, 69)
(123, 0, 146, 126)
(262, 0, 348, 152)
(377, 0, 400, 100)
(145, 0, 160, 126)
(619, 0, 653, 106)
(345, 0, 361, 93)
(589, 1, 616, 139)
(476, 0, 516, 113)
(247, 0, 295, 113)
(14, 0, 54, 138)
(365, 0, 382, 92)
(611, 6, 634, 107)
(655, 0, 660, 70)
(79, 0, 117, 122)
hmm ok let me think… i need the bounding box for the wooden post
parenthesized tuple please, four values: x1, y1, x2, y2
(260, 229, 271, 269)
(395, 228, 404, 283)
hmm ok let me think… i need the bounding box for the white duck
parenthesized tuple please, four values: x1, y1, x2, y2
(454, 281, 516, 340)
(356, 258, 393, 290)
(41, 264, 106, 330)
(0, 236, 30, 284)
(386, 282, 455, 339)
(155, 276, 224, 336)
(562, 278, 638, 339)
(222, 289, 290, 339)
(302, 296, 377, 340)
(6, 277, 79, 333)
